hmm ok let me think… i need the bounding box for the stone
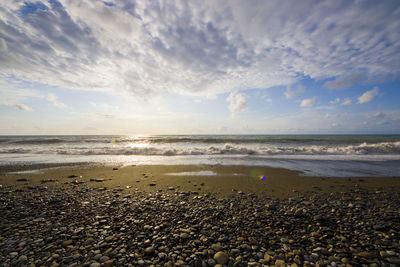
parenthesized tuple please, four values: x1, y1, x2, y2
(105, 236, 114, 242)
(84, 237, 95, 245)
(211, 243, 222, 252)
(17, 255, 28, 263)
(89, 263, 101, 267)
(62, 240, 73, 246)
(144, 246, 155, 255)
(275, 259, 286, 266)
(99, 256, 110, 263)
(386, 258, 400, 264)
(207, 258, 216, 267)
(103, 260, 114, 267)
(180, 233, 189, 240)
(213, 251, 229, 264)
(357, 251, 375, 259)
(16, 178, 28, 182)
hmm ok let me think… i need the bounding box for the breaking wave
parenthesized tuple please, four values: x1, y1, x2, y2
(1, 141, 399, 156)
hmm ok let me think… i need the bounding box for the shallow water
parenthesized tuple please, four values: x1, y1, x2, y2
(1, 135, 400, 177)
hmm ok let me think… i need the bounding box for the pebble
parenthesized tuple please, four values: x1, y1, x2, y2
(0, 181, 399, 267)
(17, 255, 28, 263)
(213, 251, 229, 264)
(144, 246, 155, 255)
(62, 240, 73, 246)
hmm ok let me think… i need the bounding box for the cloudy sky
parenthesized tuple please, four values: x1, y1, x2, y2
(0, 0, 399, 134)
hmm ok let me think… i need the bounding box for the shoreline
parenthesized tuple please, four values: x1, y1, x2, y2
(1, 163, 400, 198)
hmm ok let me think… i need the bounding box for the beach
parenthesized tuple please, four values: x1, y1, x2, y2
(2, 0, 400, 265)
(1, 163, 400, 266)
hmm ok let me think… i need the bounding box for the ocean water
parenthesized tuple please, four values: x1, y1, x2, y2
(0, 135, 400, 177)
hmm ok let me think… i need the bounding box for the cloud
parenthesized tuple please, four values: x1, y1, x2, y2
(367, 112, 385, 119)
(330, 98, 340, 104)
(358, 87, 379, 104)
(227, 92, 247, 113)
(341, 98, 352, 106)
(47, 93, 66, 107)
(284, 85, 305, 99)
(14, 104, 33, 111)
(323, 73, 363, 89)
(300, 97, 316, 107)
(0, 1, 398, 99)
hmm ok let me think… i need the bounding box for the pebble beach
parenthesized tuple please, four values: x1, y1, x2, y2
(1, 164, 400, 266)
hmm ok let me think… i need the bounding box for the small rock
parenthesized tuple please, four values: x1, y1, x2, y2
(103, 260, 114, 267)
(144, 246, 155, 255)
(84, 238, 95, 245)
(357, 251, 375, 259)
(211, 243, 222, 252)
(105, 236, 114, 242)
(386, 258, 400, 264)
(62, 240, 73, 247)
(180, 233, 189, 240)
(17, 255, 28, 264)
(16, 178, 28, 182)
(207, 258, 216, 267)
(275, 259, 286, 266)
(99, 256, 110, 263)
(213, 251, 229, 264)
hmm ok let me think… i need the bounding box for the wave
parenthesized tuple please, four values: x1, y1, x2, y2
(2, 135, 400, 146)
(1, 141, 399, 156)
(11, 138, 65, 145)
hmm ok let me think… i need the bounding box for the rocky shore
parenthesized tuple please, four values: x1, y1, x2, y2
(1, 181, 399, 266)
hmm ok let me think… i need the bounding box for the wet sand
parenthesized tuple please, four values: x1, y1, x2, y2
(1, 164, 400, 198)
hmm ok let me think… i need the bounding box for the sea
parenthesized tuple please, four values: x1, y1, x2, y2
(0, 135, 400, 177)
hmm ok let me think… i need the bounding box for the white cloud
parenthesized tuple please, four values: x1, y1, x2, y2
(300, 97, 316, 107)
(341, 98, 352, 106)
(284, 85, 305, 99)
(0, 1, 398, 99)
(330, 98, 340, 104)
(358, 87, 379, 104)
(323, 73, 363, 89)
(14, 104, 33, 111)
(367, 112, 385, 119)
(47, 93, 66, 108)
(226, 92, 247, 113)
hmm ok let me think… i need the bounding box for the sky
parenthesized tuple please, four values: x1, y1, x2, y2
(0, 0, 399, 135)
